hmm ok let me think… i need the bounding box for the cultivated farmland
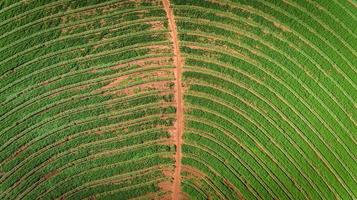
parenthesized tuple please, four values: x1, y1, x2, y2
(0, 0, 356, 200)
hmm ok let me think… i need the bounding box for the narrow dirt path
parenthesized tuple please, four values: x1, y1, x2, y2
(162, 0, 184, 199)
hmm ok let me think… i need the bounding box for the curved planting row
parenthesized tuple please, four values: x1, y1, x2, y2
(0, 0, 177, 199)
(171, 0, 357, 199)
(1, 0, 356, 199)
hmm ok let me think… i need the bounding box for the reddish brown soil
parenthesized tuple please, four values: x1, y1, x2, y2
(162, 0, 185, 199)
(14, 145, 28, 157)
(109, 56, 171, 70)
(101, 75, 128, 90)
(98, 55, 172, 95)
(43, 170, 58, 180)
(159, 181, 173, 193)
(147, 21, 165, 31)
(223, 179, 245, 200)
(182, 165, 205, 179)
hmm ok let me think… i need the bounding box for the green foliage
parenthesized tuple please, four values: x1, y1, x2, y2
(0, 0, 174, 199)
(1, 0, 356, 199)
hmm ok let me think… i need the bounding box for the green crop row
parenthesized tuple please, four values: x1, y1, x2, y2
(1, 0, 175, 199)
(172, 1, 356, 199)
(27, 154, 173, 199)
(183, 63, 353, 198)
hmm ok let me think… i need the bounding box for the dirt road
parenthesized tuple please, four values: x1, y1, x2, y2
(162, 0, 184, 199)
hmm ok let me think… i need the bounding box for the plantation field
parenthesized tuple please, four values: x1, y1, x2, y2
(0, 0, 356, 199)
